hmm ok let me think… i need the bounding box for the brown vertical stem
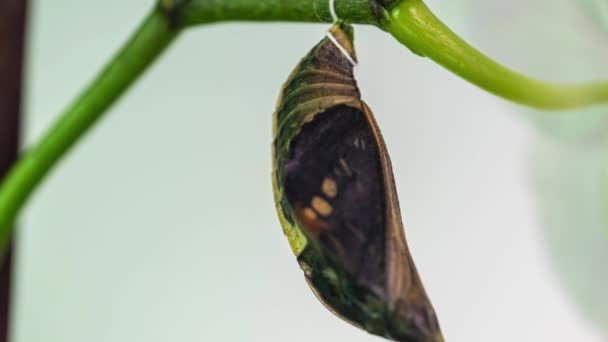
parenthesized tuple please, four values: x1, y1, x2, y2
(0, 0, 28, 340)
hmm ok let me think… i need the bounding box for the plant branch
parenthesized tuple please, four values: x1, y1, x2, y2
(176, 0, 608, 109)
(384, 0, 608, 110)
(1, 0, 608, 260)
(172, 0, 386, 25)
(0, 6, 178, 256)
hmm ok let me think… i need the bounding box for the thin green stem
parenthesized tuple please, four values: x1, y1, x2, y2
(384, 0, 608, 110)
(0, 7, 179, 254)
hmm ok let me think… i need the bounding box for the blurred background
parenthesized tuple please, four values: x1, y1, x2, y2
(16, 0, 608, 341)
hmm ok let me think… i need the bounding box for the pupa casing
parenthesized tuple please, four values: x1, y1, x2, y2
(272, 23, 443, 342)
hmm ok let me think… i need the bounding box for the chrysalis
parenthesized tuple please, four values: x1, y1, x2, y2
(272, 23, 443, 342)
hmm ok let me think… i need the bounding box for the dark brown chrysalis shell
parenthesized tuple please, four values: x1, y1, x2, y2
(272, 23, 443, 342)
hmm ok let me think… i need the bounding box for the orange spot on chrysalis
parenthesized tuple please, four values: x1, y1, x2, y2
(296, 206, 329, 236)
(322, 178, 338, 198)
(312, 196, 333, 216)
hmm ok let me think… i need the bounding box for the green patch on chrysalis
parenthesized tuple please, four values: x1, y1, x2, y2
(272, 172, 307, 256)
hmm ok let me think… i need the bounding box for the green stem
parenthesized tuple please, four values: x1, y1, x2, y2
(1, 0, 608, 259)
(174, 0, 383, 25)
(178, 0, 608, 109)
(384, 0, 608, 110)
(0, 7, 179, 253)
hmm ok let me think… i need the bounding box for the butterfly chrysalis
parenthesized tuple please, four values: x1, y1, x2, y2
(272, 23, 443, 342)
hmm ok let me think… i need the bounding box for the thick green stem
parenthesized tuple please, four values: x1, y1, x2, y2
(0, 8, 178, 254)
(384, 0, 608, 110)
(175, 0, 385, 25)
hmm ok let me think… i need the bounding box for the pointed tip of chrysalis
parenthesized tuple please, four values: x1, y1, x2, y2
(329, 22, 358, 64)
(388, 296, 444, 342)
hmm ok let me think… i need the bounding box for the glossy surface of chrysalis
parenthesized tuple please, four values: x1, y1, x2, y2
(272, 23, 443, 342)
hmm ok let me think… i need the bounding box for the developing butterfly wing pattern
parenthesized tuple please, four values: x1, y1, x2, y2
(272, 23, 443, 342)
(284, 104, 387, 294)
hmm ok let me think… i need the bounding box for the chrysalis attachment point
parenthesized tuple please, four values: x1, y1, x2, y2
(326, 31, 358, 67)
(326, 0, 358, 66)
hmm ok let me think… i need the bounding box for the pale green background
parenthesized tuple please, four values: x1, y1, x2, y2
(16, 0, 608, 341)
